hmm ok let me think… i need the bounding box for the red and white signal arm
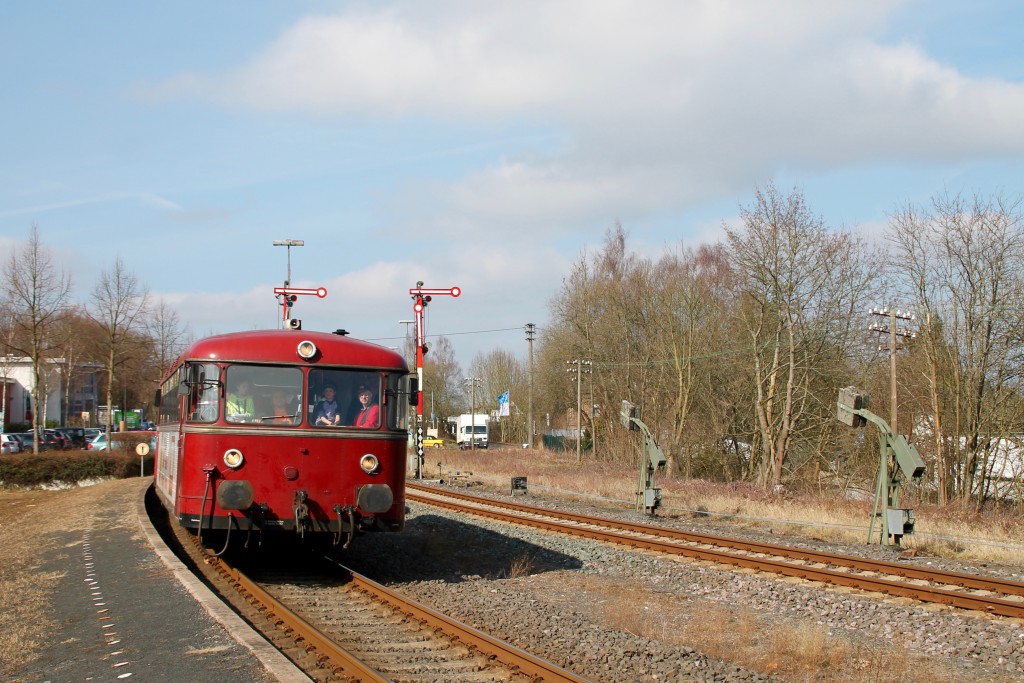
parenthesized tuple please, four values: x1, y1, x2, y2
(411, 287, 461, 297)
(411, 286, 460, 312)
(274, 287, 328, 298)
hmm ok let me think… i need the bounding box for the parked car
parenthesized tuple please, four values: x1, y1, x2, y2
(54, 427, 87, 448)
(84, 428, 101, 442)
(422, 436, 445, 448)
(17, 431, 45, 452)
(1, 433, 23, 454)
(45, 430, 71, 450)
(88, 431, 156, 453)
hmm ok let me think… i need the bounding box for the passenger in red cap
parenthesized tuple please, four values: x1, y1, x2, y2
(352, 386, 379, 428)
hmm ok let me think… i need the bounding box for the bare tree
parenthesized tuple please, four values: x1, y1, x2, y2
(421, 336, 463, 434)
(89, 258, 149, 437)
(889, 192, 1024, 505)
(1, 226, 72, 450)
(546, 224, 668, 463)
(647, 243, 739, 476)
(147, 297, 190, 381)
(726, 183, 879, 488)
(469, 348, 527, 444)
(54, 309, 97, 427)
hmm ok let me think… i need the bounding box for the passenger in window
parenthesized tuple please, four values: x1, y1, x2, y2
(269, 389, 297, 425)
(226, 379, 255, 422)
(352, 386, 380, 428)
(313, 385, 341, 426)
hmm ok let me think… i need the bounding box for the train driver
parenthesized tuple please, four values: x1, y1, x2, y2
(313, 384, 341, 426)
(226, 379, 255, 422)
(352, 386, 380, 429)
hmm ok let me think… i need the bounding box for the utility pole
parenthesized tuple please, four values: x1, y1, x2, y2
(525, 323, 536, 448)
(566, 359, 592, 464)
(590, 368, 597, 459)
(868, 307, 916, 435)
(463, 377, 482, 451)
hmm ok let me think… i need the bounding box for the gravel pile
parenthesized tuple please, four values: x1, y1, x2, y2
(340, 480, 1024, 682)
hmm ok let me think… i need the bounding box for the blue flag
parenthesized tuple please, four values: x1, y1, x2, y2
(498, 391, 510, 417)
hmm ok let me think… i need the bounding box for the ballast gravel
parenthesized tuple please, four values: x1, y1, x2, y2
(341, 481, 1024, 683)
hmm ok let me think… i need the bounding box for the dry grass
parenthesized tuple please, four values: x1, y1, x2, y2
(588, 588, 964, 682)
(0, 488, 71, 677)
(506, 552, 537, 579)
(432, 447, 1024, 565)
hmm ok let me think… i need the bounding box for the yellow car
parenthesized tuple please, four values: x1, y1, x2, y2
(422, 436, 445, 448)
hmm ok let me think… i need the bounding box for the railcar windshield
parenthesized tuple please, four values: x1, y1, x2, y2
(225, 365, 303, 425)
(176, 360, 410, 429)
(307, 368, 407, 429)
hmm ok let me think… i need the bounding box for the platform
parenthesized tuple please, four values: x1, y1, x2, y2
(11, 477, 309, 683)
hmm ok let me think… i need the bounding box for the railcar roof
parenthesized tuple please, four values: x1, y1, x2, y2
(173, 328, 407, 370)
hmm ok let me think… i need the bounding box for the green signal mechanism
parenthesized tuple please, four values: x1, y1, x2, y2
(620, 400, 667, 515)
(837, 387, 925, 546)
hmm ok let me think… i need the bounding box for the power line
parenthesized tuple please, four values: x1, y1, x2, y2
(366, 326, 528, 343)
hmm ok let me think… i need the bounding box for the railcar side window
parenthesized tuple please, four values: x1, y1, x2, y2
(159, 367, 183, 425)
(187, 363, 221, 422)
(385, 373, 410, 431)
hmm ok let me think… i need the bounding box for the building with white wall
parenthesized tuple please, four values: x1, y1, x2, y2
(0, 356, 101, 429)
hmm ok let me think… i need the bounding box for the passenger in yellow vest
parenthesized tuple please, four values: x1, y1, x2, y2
(226, 379, 255, 422)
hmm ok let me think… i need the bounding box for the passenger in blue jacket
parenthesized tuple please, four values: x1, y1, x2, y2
(313, 385, 341, 426)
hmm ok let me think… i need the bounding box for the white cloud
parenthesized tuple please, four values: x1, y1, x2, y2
(143, 1, 1024, 233)
(140, 1, 1024, 357)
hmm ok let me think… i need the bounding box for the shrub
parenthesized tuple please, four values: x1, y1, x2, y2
(0, 452, 153, 487)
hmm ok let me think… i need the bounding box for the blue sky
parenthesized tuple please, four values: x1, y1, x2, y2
(3, 1, 1024, 369)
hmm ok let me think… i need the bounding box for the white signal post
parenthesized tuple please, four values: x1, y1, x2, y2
(409, 282, 461, 478)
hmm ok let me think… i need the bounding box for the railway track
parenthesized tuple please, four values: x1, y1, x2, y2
(156, 499, 592, 683)
(406, 483, 1024, 620)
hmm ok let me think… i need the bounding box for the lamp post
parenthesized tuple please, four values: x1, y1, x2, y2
(272, 239, 304, 286)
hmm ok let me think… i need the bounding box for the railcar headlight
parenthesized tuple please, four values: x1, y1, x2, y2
(359, 454, 380, 474)
(297, 340, 317, 359)
(223, 448, 245, 469)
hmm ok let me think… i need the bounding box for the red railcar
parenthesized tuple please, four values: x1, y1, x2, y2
(153, 328, 412, 548)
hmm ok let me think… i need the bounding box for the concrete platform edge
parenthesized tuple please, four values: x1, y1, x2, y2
(134, 478, 312, 683)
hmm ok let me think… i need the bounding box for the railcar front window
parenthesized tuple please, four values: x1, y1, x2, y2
(227, 365, 303, 426)
(308, 369, 385, 429)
